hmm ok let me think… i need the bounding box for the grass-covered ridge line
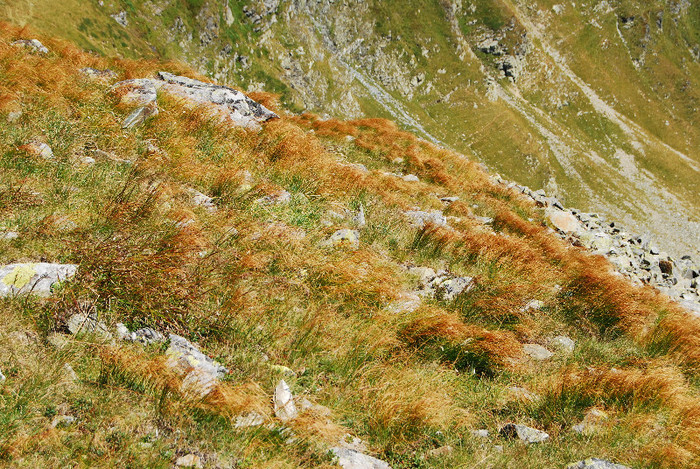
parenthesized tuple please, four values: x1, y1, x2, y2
(0, 23, 699, 468)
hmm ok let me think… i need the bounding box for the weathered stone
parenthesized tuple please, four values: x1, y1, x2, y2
(472, 429, 490, 438)
(117, 324, 166, 345)
(273, 380, 298, 422)
(22, 141, 54, 159)
(12, 39, 49, 54)
(426, 445, 453, 458)
(434, 276, 474, 301)
(566, 458, 631, 469)
(80, 67, 117, 81)
(546, 209, 583, 234)
(330, 447, 391, 469)
(0, 368, 5, 383)
(508, 386, 541, 403)
(51, 415, 76, 428)
(326, 229, 360, 250)
(111, 11, 128, 27)
(522, 299, 545, 312)
(549, 335, 575, 354)
(66, 313, 112, 340)
(499, 423, 549, 443)
(122, 104, 159, 129)
(234, 412, 265, 428)
(523, 343, 553, 360)
(408, 266, 436, 284)
(62, 363, 78, 382)
(166, 334, 228, 399)
(0, 231, 19, 241)
(175, 454, 202, 468)
(659, 260, 674, 275)
(402, 174, 419, 182)
(255, 189, 291, 205)
(440, 196, 459, 204)
(110, 79, 158, 107)
(405, 210, 447, 228)
(188, 188, 217, 212)
(297, 397, 332, 417)
(386, 292, 421, 314)
(0, 263, 77, 297)
(7, 110, 22, 122)
(156, 71, 278, 129)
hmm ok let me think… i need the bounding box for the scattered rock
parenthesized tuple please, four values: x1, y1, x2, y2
(0, 263, 78, 297)
(499, 423, 549, 443)
(116, 323, 166, 345)
(273, 380, 298, 422)
(7, 110, 22, 122)
(572, 408, 608, 435)
(62, 363, 78, 382)
(0, 231, 19, 241)
(549, 335, 575, 354)
(255, 189, 291, 205)
(47, 333, 70, 349)
(412, 267, 474, 302)
(0, 368, 5, 383)
(156, 71, 278, 129)
(440, 196, 459, 204)
(402, 174, 419, 182)
(297, 397, 332, 417)
(472, 429, 490, 438)
(66, 313, 112, 340)
(330, 447, 391, 469)
(270, 364, 296, 377)
(547, 209, 583, 234)
(405, 210, 447, 228)
(325, 229, 360, 250)
(523, 343, 553, 361)
(12, 39, 49, 54)
(21, 141, 54, 159)
(175, 454, 202, 468)
(522, 299, 545, 312)
(166, 334, 228, 399)
(110, 79, 158, 107)
(508, 386, 541, 403)
(566, 458, 631, 469)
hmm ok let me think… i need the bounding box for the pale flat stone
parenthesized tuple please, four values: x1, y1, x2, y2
(273, 380, 298, 422)
(0, 263, 77, 297)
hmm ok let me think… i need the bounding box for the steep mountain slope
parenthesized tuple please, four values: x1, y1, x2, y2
(1, 23, 700, 468)
(2, 0, 698, 260)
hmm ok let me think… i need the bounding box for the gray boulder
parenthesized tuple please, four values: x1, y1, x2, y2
(330, 447, 391, 469)
(273, 379, 298, 422)
(156, 72, 278, 129)
(0, 263, 77, 297)
(66, 313, 112, 340)
(12, 39, 49, 54)
(110, 79, 158, 107)
(523, 343, 553, 360)
(405, 210, 447, 228)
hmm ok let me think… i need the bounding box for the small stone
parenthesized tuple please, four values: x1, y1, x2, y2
(0, 231, 19, 241)
(330, 447, 391, 469)
(47, 333, 70, 349)
(111, 11, 128, 27)
(122, 104, 158, 129)
(472, 429, 490, 438)
(175, 454, 202, 468)
(566, 458, 631, 469)
(326, 229, 360, 250)
(7, 110, 22, 122)
(440, 196, 459, 204)
(80, 156, 96, 165)
(256, 189, 291, 205)
(508, 386, 541, 402)
(110, 79, 157, 107)
(522, 299, 545, 312)
(523, 343, 553, 360)
(546, 209, 583, 234)
(115, 323, 130, 341)
(499, 423, 549, 443)
(426, 445, 453, 458)
(273, 380, 298, 422)
(386, 292, 421, 314)
(66, 313, 112, 340)
(22, 141, 54, 159)
(402, 174, 419, 182)
(62, 363, 78, 382)
(549, 335, 575, 354)
(234, 412, 265, 428)
(188, 188, 216, 212)
(80, 67, 118, 81)
(270, 364, 296, 377)
(405, 210, 447, 228)
(166, 334, 228, 399)
(0, 369, 5, 383)
(51, 415, 76, 428)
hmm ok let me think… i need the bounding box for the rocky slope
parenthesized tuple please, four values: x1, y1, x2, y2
(3, 0, 697, 259)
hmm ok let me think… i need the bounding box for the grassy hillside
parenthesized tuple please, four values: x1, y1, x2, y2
(1, 23, 700, 468)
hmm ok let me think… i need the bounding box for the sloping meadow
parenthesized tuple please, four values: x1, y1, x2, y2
(0, 24, 699, 468)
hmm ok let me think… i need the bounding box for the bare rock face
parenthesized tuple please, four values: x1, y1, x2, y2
(0, 263, 77, 297)
(156, 72, 278, 128)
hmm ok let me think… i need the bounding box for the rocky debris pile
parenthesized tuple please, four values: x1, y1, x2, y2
(166, 334, 229, 399)
(12, 39, 49, 54)
(109, 72, 278, 130)
(493, 176, 700, 317)
(0, 263, 78, 297)
(410, 266, 474, 302)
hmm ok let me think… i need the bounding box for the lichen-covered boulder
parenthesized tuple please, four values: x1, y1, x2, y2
(0, 263, 77, 297)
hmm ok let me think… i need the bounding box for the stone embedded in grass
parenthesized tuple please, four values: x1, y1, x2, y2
(66, 313, 112, 340)
(0, 263, 77, 297)
(508, 386, 541, 403)
(21, 141, 54, 159)
(297, 397, 332, 417)
(234, 412, 266, 428)
(522, 343, 553, 361)
(330, 447, 391, 469)
(402, 174, 419, 182)
(0, 368, 5, 383)
(405, 210, 447, 228)
(50, 415, 76, 428)
(471, 429, 490, 438)
(7, 110, 22, 122)
(175, 454, 202, 468)
(255, 189, 291, 205)
(426, 445, 453, 458)
(166, 334, 228, 399)
(499, 423, 549, 443)
(572, 408, 609, 435)
(111, 11, 129, 27)
(116, 324, 166, 345)
(110, 79, 158, 107)
(122, 103, 159, 129)
(522, 299, 545, 312)
(188, 188, 217, 212)
(156, 71, 279, 129)
(12, 39, 49, 54)
(440, 196, 459, 204)
(273, 379, 298, 422)
(549, 335, 575, 354)
(325, 229, 360, 250)
(435, 276, 474, 301)
(566, 458, 631, 469)
(386, 292, 422, 314)
(0, 231, 19, 241)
